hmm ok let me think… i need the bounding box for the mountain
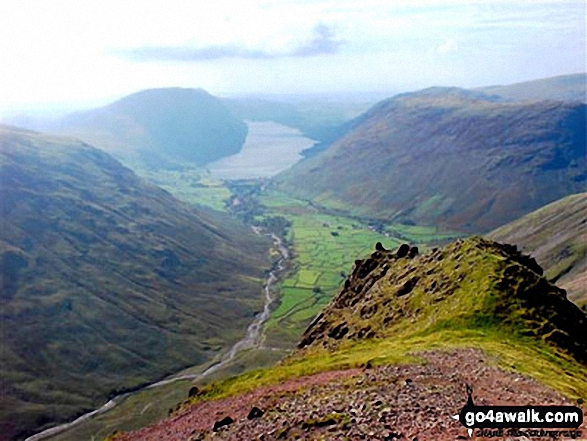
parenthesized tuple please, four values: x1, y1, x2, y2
(55, 88, 248, 167)
(478, 73, 587, 103)
(112, 237, 587, 440)
(488, 193, 586, 307)
(274, 86, 586, 233)
(0, 125, 270, 440)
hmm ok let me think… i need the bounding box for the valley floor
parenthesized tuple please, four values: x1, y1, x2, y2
(114, 348, 585, 440)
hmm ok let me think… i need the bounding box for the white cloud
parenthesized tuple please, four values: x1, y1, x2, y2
(0, 0, 584, 112)
(438, 38, 459, 55)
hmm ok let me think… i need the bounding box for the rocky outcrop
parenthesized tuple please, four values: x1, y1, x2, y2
(298, 237, 587, 365)
(299, 243, 421, 348)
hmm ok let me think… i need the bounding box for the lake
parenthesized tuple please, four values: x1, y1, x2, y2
(207, 121, 316, 180)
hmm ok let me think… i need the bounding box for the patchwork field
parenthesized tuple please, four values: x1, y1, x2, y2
(258, 190, 460, 347)
(129, 165, 231, 212)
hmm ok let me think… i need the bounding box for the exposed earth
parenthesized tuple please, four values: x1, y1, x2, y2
(115, 349, 585, 440)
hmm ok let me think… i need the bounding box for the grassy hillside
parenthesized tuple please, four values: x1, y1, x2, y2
(489, 193, 586, 306)
(299, 237, 586, 362)
(0, 125, 270, 440)
(55, 88, 247, 167)
(274, 89, 586, 233)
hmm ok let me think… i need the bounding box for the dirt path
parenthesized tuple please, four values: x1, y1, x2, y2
(118, 349, 585, 441)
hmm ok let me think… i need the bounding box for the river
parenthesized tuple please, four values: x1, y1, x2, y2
(207, 121, 316, 180)
(25, 231, 288, 441)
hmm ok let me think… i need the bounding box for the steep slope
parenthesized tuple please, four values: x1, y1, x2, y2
(479, 73, 587, 103)
(0, 125, 270, 440)
(115, 237, 587, 440)
(275, 89, 586, 232)
(55, 88, 247, 166)
(488, 193, 586, 306)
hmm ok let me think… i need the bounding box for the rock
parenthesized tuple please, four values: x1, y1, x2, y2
(397, 277, 419, 297)
(213, 416, 234, 431)
(188, 386, 200, 398)
(328, 323, 349, 340)
(247, 406, 265, 420)
(408, 246, 419, 258)
(396, 244, 410, 258)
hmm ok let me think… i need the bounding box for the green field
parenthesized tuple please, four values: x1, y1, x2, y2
(129, 165, 231, 212)
(125, 178, 461, 348)
(258, 190, 456, 347)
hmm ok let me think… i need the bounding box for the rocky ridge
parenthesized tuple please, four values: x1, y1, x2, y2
(299, 238, 586, 364)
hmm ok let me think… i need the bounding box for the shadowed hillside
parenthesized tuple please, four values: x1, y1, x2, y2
(489, 193, 587, 307)
(0, 125, 270, 440)
(55, 88, 247, 167)
(275, 88, 586, 233)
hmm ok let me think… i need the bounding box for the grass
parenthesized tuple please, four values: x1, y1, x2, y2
(186, 329, 587, 408)
(46, 347, 289, 441)
(176, 236, 587, 420)
(124, 164, 232, 212)
(258, 192, 400, 345)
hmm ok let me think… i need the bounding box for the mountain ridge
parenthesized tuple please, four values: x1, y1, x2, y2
(110, 236, 587, 440)
(53, 88, 248, 167)
(274, 87, 586, 232)
(298, 237, 586, 364)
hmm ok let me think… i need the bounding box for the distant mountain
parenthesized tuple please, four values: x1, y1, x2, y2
(274, 85, 586, 232)
(0, 125, 269, 440)
(488, 193, 586, 307)
(55, 88, 248, 167)
(478, 73, 586, 103)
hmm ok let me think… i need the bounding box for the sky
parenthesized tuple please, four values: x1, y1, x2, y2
(0, 0, 584, 115)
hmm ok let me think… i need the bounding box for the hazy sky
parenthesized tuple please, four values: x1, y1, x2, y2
(0, 0, 584, 114)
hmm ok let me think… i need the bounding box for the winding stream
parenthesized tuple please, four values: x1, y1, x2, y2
(26, 231, 288, 441)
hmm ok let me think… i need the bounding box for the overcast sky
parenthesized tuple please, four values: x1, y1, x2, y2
(0, 0, 584, 115)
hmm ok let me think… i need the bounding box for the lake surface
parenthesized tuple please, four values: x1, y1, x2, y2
(207, 121, 316, 180)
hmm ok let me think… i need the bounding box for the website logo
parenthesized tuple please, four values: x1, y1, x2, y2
(452, 385, 583, 438)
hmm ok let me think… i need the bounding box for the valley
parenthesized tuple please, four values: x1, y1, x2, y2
(4, 74, 586, 441)
(26, 231, 289, 441)
(2, 0, 586, 438)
